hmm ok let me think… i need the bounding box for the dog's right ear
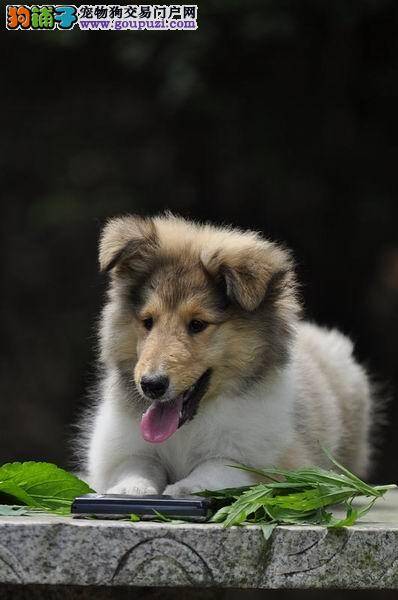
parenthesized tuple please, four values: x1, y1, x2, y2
(99, 216, 158, 274)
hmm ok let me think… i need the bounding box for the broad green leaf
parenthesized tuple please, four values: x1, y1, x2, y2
(0, 481, 40, 507)
(0, 462, 93, 510)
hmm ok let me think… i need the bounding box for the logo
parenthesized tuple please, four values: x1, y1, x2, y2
(6, 5, 78, 30)
(6, 5, 198, 31)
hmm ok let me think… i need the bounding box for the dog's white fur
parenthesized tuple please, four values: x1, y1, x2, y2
(84, 216, 372, 495)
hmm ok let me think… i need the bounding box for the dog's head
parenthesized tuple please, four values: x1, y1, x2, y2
(99, 214, 300, 443)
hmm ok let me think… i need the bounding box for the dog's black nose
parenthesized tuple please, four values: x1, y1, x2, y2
(141, 374, 169, 399)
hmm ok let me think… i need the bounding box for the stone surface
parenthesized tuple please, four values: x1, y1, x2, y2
(0, 491, 398, 589)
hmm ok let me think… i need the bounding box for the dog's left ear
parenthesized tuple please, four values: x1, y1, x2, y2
(202, 239, 294, 312)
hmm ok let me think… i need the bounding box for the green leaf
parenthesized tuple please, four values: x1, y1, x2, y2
(204, 448, 397, 530)
(327, 497, 379, 528)
(150, 510, 187, 524)
(151, 509, 173, 522)
(197, 486, 252, 499)
(0, 504, 32, 516)
(0, 481, 41, 507)
(259, 522, 277, 540)
(222, 486, 273, 527)
(130, 513, 140, 522)
(210, 505, 231, 523)
(0, 462, 93, 510)
(327, 505, 359, 528)
(1, 449, 393, 528)
(321, 447, 385, 497)
(260, 488, 354, 511)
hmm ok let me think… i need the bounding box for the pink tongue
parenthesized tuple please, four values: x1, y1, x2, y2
(140, 397, 183, 443)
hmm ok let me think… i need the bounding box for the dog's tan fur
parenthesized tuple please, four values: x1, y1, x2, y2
(98, 214, 300, 407)
(84, 214, 372, 495)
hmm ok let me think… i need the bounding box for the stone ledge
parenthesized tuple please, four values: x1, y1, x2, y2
(0, 491, 397, 589)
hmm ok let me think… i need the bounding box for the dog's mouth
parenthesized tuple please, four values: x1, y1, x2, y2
(140, 369, 212, 444)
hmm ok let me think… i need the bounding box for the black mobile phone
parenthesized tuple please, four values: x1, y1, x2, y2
(71, 493, 213, 521)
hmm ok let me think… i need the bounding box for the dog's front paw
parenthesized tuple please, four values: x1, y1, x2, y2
(107, 477, 158, 496)
(164, 480, 203, 497)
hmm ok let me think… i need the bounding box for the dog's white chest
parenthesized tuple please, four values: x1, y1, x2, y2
(153, 376, 295, 483)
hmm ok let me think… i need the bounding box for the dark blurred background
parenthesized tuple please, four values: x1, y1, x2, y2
(1, 0, 397, 482)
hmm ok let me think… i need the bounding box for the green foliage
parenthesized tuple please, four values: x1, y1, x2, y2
(130, 513, 140, 522)
(0, 505, 33, 517)
(0, 462, 93, 513)
(199, 451, 395, 533)
(0, 454, 394, 536)
(145, 450, 395, 533)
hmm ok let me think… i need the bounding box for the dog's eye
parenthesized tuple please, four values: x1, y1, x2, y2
(188, 319, 208, 334)
(142, 317, 153, 331)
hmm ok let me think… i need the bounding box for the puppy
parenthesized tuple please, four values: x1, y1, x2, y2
(82, 214, 371, 495)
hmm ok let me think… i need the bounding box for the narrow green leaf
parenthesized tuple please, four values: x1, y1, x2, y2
(259, 522, 277, 540)
(210, 505, 231, 523)
(321, 447, 383, 497)
(196, 486, 252, 499)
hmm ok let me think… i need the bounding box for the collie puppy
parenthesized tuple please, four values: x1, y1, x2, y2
(84, 214, 371, 495)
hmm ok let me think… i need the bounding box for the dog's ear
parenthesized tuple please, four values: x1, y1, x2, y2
(99, 215, 158, 274)
(202, 240, 294, 312)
